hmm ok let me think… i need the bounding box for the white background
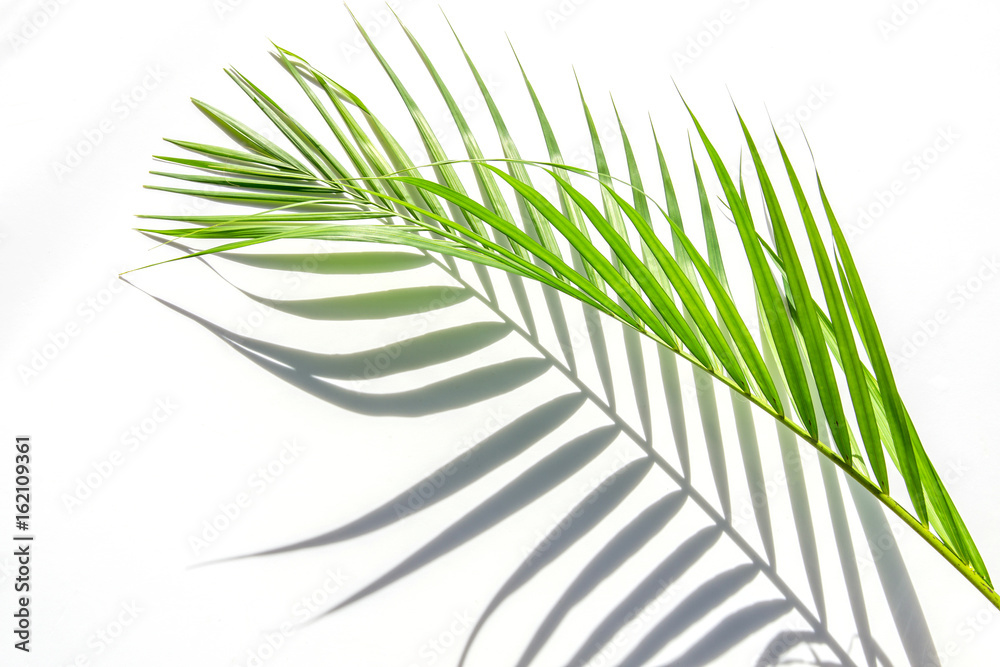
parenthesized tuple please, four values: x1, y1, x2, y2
(2, 0, 1000, 665)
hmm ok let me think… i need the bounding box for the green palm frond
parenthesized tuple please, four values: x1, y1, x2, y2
(133, 15, 997, 611)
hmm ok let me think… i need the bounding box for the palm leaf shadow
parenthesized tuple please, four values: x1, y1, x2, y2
(129, 14, 956, 660)
(132, 238, 937, 666)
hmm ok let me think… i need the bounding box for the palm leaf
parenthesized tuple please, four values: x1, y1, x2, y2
(131, 10, 999, 660)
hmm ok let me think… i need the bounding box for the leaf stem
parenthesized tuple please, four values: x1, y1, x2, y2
(672, 332, 1000, 611)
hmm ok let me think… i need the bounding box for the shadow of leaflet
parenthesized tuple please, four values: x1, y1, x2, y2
(131, 272, 858, 665)
(130, 240, 923, 665)
(222, 393, 587, 556)
(134, 286, 550, 417)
